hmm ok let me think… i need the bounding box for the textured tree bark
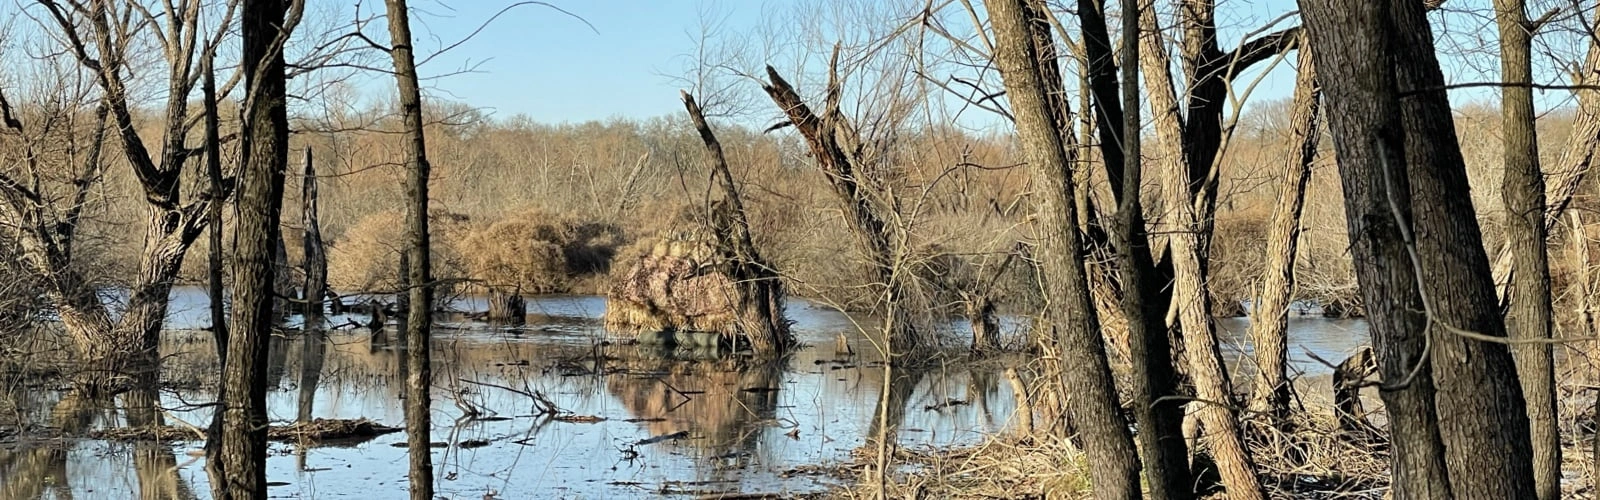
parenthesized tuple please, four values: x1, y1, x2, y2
(1494, 1, 1558, 497)
(219, 0, 293, 497)
(1295, 2, 1450, 497)
(1390, 0, 1536, 495)
(384, 1, 437, 498)
(302, 147, 327, 329)
(1137, 3, 1264, 498)
(1248, 36, 1319, 425)
(987, 0, 1141, 497)
(1300, 0, 1537, 497)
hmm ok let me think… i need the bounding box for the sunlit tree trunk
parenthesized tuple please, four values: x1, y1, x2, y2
(383, 1, 437, 498)
(1494, 1, 1558, 497)
(988, 0, 1141, 497)
(1248, 35, 1320, 425)
(1136, 2, 1263, 497)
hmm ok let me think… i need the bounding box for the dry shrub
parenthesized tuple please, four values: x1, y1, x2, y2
(1210, 205, 1271, 317)
(452, 207, 626, 294)
(327, 209, 471, 292)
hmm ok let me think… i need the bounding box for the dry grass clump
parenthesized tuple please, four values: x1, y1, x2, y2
(603, 233, 741, 336)
(327, 209, 471, 292)
(453, 207, 626, 295)
(839, 437, 1092, 499)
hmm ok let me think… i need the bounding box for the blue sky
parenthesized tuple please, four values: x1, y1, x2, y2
(364, 0, 772, 123)
(335, 0, 1582, 128)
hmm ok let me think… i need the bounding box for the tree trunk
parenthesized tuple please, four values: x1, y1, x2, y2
(302, 147, 327, 329)
(1573, 211, 1600, 487)
(219, 0, 293, 497)
(1138, 3, 1264, 497)
(987, 1, 1141, 497)
(1248, 35, 1320, 425)
(1300, 0, 1537, 496)
(1495, 1, 1559, 497)
(1296, 2, 1450, 497)
(205, 54, 228, 363)
(1094, 0, 1194, 496)
(384, 1, 437, 498)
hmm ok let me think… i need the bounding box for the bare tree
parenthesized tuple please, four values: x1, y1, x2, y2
(987, 0, 1141, 497)
(6, 0, 238, 388)
(218, 0, 302, 497)
(382, 0, 436, 498)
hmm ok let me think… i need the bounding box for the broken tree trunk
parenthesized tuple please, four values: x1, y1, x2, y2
(681, 91, 791, 355)
(1332, 347, 1379, 438)
(302, 147, 327, 329)
(759, 58, 925, 358)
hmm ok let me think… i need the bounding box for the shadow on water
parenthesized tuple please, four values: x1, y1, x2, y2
(0, 289, 1030, 498)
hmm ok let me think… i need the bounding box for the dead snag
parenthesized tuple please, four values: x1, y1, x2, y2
(681, 91, 792, 355)
(759, 57, 927, 359)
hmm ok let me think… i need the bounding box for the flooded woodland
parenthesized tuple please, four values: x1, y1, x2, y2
(0, 290, 1373, 499)
(5, 0, 1600, 499)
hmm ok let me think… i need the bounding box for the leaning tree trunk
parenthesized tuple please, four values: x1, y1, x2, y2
(1301, 0, 1538, 496)
(384, 1, 437, 498)
(1391, 0, 1537, 495)
(219, 0, 293, 497)
(1248, 35, 1320, 425)
(1495, 0, 1559, 496)
(987, 0, 1141, 497)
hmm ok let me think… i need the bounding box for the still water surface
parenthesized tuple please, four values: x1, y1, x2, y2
(0, 289, 1370, 499)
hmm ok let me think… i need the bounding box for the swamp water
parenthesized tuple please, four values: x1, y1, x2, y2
(0, 289, 1370, 499)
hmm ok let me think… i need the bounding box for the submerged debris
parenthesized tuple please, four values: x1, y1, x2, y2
(93, 418, 401, 443)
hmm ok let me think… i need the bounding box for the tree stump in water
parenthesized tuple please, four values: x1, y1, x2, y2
(487, 290, 526, 326)
(1333, 346, 1380, 439)
(966, 294, 1000, 352)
